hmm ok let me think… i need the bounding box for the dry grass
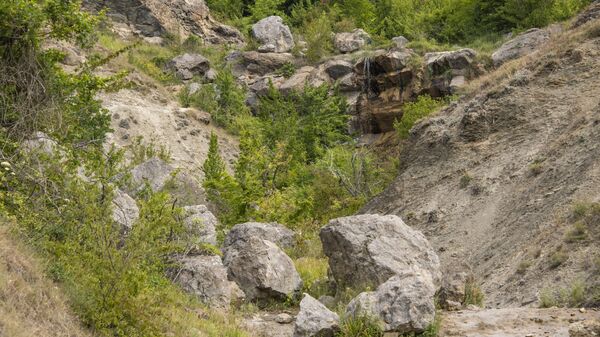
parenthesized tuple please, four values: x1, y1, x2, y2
(0, 224, 94, 337)
(462, 19, 600, 97)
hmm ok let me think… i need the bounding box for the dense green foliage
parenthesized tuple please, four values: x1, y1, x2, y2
(394, 95, 455, 139)
(203, 84, 397, 234)
(0, 1, 247, 336)
(179, 67, 250, 132)
(208, 0, 592, 59)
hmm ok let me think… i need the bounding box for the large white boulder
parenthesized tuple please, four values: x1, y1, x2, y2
(320, 214, 441, 289)
(223, 236, 302, 303)
(252, 16, 295, 53)
(293, 294, 340, 337)
(346, 271, 436, 334)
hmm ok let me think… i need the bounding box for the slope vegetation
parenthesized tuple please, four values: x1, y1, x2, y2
(0, 224, 93, 337)
(363, 19, 600, 307)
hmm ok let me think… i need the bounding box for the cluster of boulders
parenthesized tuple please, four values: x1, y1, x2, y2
(83, 0, 244, 44)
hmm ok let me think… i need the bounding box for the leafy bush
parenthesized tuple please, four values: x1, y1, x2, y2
(539, 280, 587, 308)
(394, 95, 453, 139)
(337, 314, 384, 337)
(464, 276, 485, 307)
(294, 257, 330, 298)
(203, 84, 396, 234)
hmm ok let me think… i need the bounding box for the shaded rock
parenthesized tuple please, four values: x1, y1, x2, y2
(176, 255, 244, 309)
(324, 60, 354, 80)
(249, 75, 286, 96)
(223, 236, 302, 303)
(572, 1, 600, 28)
(83, 0, 244, 44)
(293, 294, 340, 337)
(318, 295, 336, 309)
(320, 214, 441, 289)
(166, 53, 210, 80)
(129, 157, 174, 192)
(112, 188, 139, 232)
(491, 28, 550, 67)
(224, 222, 295, 250)
(424, 49, 478, 96)
(334, 29, 371, 53)
(437, 263, 473, 310)
(252, 16, 294, 53)
(425, 48, 477, 77)
(569, 319, 600, 337)
(346, 271, 436, 334)
(229, 51, 295, 76)
(392, 36, 409, 49)
(182, 205, 217, 245)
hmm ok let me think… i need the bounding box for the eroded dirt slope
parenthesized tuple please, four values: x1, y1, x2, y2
(362, 24, 600, 307)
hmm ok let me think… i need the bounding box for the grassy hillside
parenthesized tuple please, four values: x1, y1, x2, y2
(0, 223, 93, 337)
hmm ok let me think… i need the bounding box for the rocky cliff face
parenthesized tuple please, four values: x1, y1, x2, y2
(362, 21, 600, 307)
(84, 0, 243, 44)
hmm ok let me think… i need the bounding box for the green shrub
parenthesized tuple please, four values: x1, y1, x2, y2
(275, 61, 296, 78)
(294, 257, 330, 298)
(394, 95, 453, 139)
(464, 276, 485, 307)
(539, 280, 587, 308)
(565, 222, 588, 243)
(303, 12, 334, 62)
(337, 314, 384, 337)
(549, 249, 568, 269)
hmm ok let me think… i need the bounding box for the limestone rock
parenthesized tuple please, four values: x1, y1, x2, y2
(320, 214, 441, 289)
(346, 271, 436, 334)
(83, 0, 244, 44)
(334, 29, 371, 53)
(166, 53, 210, 80)
(228, 51, 295, 76)
(176, 255, 244, 309)
(112, 188, 139, 232)
(20, 132, 59, 156)
(182, 205, 217, 245)
(491, 28, 550, 67)
(293, 294, 340, 337)
(425, 48, 477, 77)
(224, 222, 295, 250)
(569, 319, 600, 337)
(223, 236, 302, 303)
(252, 16, 295, 53)
(392, 36, 409, 49)
(129, 157, 174, 193)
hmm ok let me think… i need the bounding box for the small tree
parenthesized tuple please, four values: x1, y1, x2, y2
(203, 132, 227, 181)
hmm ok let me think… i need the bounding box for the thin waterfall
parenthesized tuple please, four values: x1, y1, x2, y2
(363, 56, 372, 97)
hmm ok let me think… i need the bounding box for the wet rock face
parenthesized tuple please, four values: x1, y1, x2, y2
(346, 271, 437, 334)
(175, 255, 244, 309)
(252, 16, 295, 53)
(293, 294, 340, 337)
(320, 214, 441, 290)
(491, 28, 550, 66)
(223, 236, 302, 303)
